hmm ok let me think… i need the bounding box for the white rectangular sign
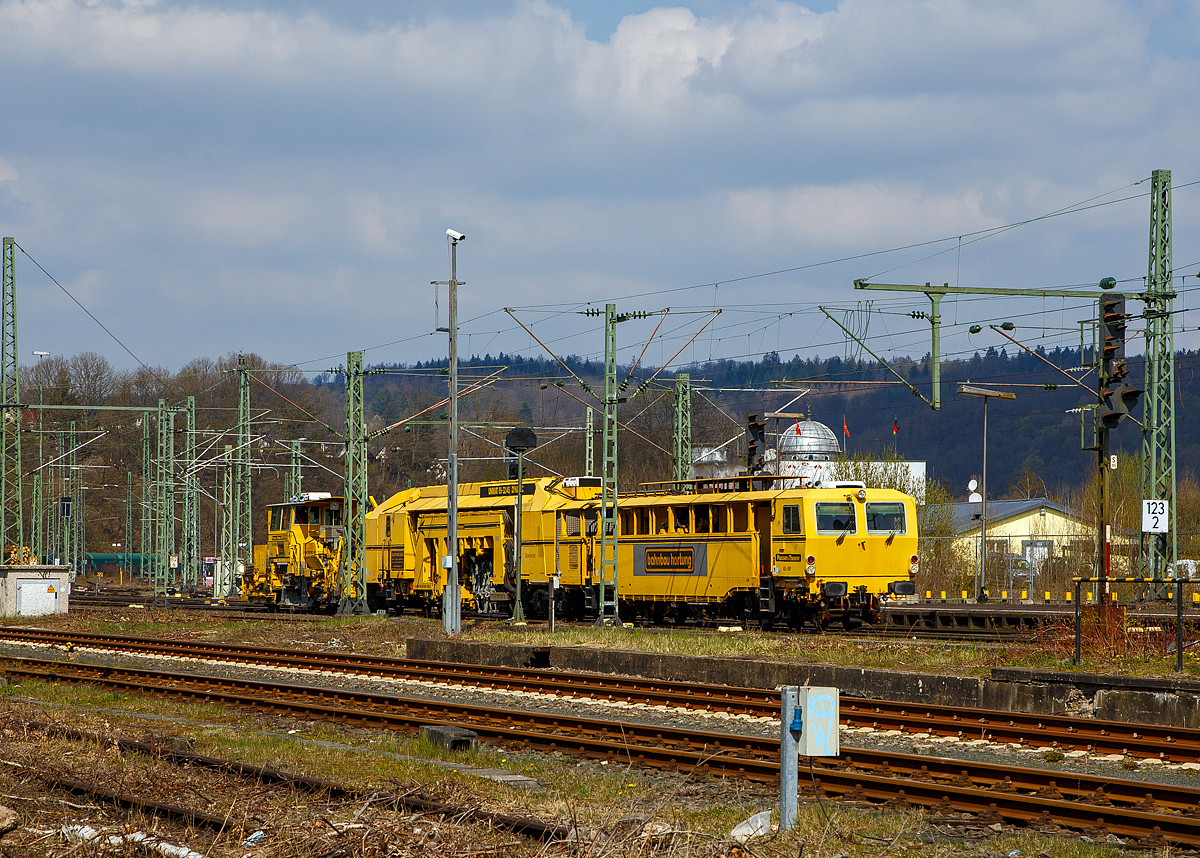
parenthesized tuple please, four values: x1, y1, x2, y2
(798, 686, 840, 757)
(1143, 499, 1169, 534)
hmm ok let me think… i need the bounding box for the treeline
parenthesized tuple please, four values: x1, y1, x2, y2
(16, 344, 1200, 560)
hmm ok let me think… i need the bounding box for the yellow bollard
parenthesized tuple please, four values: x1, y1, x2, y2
(1044, 591, 1051, 601)
(925, 591, 932, 599)
(940, 591, 947, 601)
(1001, 591, 1008, 599)
(1066, 591, 1072, 602)
(961, 590, 968, 600)
(1086, 591, 1093, 601)
(1021, 590, 1028, 599)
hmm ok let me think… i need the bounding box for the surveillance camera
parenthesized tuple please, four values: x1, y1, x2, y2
(446, 229, 466, 241)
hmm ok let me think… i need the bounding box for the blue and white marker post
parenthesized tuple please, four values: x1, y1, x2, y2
(780, 686, 841, 831)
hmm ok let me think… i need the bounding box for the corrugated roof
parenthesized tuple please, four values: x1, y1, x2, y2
(929, 498, 1084, 535)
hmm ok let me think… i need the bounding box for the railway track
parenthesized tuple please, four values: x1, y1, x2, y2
(0, 653, 1195, 848)
(0, 625, 1195, 763)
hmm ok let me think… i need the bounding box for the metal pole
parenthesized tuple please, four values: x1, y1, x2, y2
(444, 235, 462, 635)
(780, 685, 799, 831)
(0, 238, 22, 561)
(585, 408, 594, 477)
(549, 575, 556, 632)
(513, 449, 525, 623)
(1177, 579, 1184, 673)
(979, 396, 987, 599)
(929, 292, 942, 410)
(125, 471, 132, 581)
(32, 352, 46, 563)
(672, 374, 691, 484)
(1080, 580, 1089, 667)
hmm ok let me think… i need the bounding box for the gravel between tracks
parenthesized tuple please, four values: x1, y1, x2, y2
(3, 638, 1200, 793)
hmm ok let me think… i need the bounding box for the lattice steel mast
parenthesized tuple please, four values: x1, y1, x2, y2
(235, 355, 252, 590)
(1142, 169, 1178, 581)
(672, 373, 691, 484)
(340, 351, 368, 614)
(181, 396, 200, 588)
(0, 238, 21, 559)
(155, 400, 175, 602)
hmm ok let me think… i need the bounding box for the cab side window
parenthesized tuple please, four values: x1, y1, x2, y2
(781, 505, 802, 534)
(294, 507, 309, 526)
(815, 502, 856, 533)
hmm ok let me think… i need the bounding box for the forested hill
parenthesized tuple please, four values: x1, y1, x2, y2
(348, 346, 1200, 499)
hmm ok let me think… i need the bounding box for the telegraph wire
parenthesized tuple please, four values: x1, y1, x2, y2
(14, 242, 147, 369)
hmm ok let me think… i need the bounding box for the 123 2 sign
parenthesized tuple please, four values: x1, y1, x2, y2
(1142, 500, 1170, 534)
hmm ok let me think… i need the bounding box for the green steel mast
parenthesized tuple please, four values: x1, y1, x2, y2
(181, 396, 200, 588)
(155, 400, 175, 601)
(340, 351, 368, 614)
(597, 304, 619, 625)
(235, 355, 251, 592)
(219, 445, 235, 599)
(1142, 168, 1178, 582)
(284, 439, 302, 500)
(672, 373, 691, 484)
(140, 416, 152, 581)
(1, 238, 22, 560)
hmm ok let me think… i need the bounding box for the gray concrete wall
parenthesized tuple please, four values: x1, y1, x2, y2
(407, 637, 1200, 728)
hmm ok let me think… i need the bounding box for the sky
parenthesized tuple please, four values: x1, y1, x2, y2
(1, 0, 1199, 377)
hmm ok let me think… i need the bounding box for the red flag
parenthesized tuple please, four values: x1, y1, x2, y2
(843, 416, 850, 438)
(893, 417, 899, 436)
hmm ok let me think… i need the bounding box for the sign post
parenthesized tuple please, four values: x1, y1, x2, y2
(780, 686, 840, 831)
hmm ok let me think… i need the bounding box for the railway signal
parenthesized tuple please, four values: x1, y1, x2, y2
(746, 412, 767, 473)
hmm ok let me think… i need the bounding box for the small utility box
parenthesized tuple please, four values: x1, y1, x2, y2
(0, 566, 72, 618)
(796, 686, 840, 757)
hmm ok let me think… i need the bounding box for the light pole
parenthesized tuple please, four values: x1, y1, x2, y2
(442, 229, 465, 635)
(505, 427, 537, 623)
(32, 350, 48, 563)
(959, 384, 1015, 599)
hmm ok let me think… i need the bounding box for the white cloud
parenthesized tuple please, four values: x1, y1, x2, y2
(726, 182, 999, 248)
(0, 0, 1195, 368)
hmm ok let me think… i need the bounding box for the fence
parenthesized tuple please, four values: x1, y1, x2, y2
(917, 532, 1199, 603)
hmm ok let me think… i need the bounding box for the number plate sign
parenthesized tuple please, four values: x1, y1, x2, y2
(1142, 499, 1169, 534)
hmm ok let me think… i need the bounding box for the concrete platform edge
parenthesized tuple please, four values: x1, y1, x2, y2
(406, 637, 1200, 728)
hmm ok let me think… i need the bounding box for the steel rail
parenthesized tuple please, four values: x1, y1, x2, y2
(22, 720, 572, 842)
(3, 654, 1200, 848)
(1, 626, 1196, 763)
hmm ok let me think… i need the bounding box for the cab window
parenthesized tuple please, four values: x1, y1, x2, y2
(866, 502, 906, 533)
(781, 505, 802, 534)
(815, 502, 856, 534)
(653, 508, 670, 533)
(637, 508, 651, 535)
(294, 506, 309, 526)
(269, 508, 282, 532)
(672, 506, 690, 533)
(731, 503, 748, 532)
(693, 505, 710, 534)
(327, 507, 341, 527)
(385, 515, 392, 538)
(712, 506, 726, 533)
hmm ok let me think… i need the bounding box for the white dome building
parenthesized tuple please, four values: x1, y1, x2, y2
(775, 419, 841, 489)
